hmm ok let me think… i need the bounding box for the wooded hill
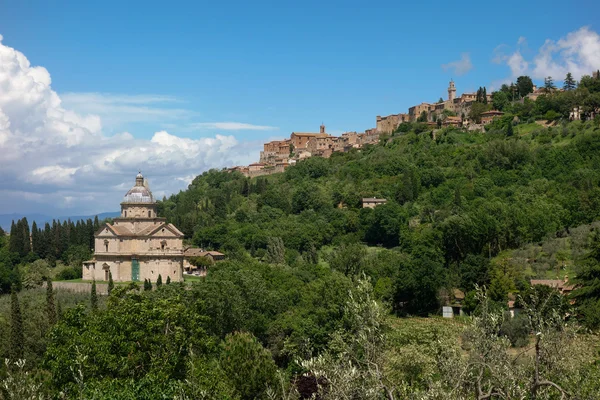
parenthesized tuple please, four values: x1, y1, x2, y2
(158, 116, 600, 315)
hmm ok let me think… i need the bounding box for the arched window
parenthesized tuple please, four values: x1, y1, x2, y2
(104, 240, 109, 252)
(148, 210, 151, 218)
(124, 210, 127, 217)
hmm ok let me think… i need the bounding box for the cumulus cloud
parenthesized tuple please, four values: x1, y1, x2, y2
(0, 36, 261, 215)
(494, 26, 600, 83)
(441, 53, 473, 76)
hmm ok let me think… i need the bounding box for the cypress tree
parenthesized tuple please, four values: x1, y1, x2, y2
(10, 287, 24, 360)
(91, 280, 98, 311)
(31, 221, 39, 256)
(144, 279, 152, 291)
(93, 215, 100, 232)
(483, 87, 488, 104)
(87, 219, 94, 249)
(156, 274, 163, 287)
(46, 278, 57, 325)
(108, 272, 114, 294)
(8, 220, 20, 254)
(507, 122, 514, 137)
(21, 217, 30, 257)
(166, 276, 171, 285)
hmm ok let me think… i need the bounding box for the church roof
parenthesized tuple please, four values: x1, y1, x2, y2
(98, 222, 184, 238)
(122, 172, 155, 204)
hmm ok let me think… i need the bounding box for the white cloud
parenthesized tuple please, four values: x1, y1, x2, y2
(188, 122, 278, 131)
(60, 92, 194, 127)
(0, 35, 261, 215)
(494, 26, 600, 83)
(441, 53, 473, 76)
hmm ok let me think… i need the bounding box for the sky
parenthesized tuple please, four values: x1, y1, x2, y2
(0, 0, 599, 217)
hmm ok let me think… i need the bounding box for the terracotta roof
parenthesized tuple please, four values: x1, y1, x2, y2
(481, 110, 504, 116)
(184, 248, 225, 257)
(291, 132, 329, 138)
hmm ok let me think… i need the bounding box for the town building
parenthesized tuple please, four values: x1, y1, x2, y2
(82, 173, 185, 283)
(183, 247, 226, 276)
(362, 197, 387, 208)
(480, 110, 505, 125)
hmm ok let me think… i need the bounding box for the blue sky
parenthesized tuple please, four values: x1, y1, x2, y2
(0, 0, 598, 216)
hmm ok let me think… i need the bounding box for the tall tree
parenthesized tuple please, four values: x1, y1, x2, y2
(91, 280, 98, 311)
(20, 217, 30, 257)
(10, 287, 24, 360)
(516, 76, 534, 97)
(108, 272, 114, 294)
(483, 87, 488, 104)
(544, 76, 556, 93)
(156, 274, 163, 287)
(46, 278, 57, 325)
(563, 72, 576, 90)
(8, 220, 20, 255)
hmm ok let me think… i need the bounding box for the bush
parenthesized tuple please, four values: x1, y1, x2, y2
(55, 266, 82, 281)
(499, 313, 530, 347)
(219, 332, 278, 399)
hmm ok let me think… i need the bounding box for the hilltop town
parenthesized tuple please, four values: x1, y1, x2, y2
(230, 79, 559, 178)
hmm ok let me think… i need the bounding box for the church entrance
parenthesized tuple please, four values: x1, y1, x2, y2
(131, 258, 140, 281)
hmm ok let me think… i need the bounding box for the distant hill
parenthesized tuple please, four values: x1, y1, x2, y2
(0, 212, 120, 231)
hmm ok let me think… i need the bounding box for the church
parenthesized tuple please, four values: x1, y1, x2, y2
(82, 173, 185, 282)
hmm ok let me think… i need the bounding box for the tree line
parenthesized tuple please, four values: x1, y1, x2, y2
(0, 217, 99, 293)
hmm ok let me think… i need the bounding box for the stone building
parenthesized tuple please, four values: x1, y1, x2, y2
(290, 124, 329, 150)
(362, 197, 387, 208)
(480, 110, 504, 125)
(82, 173, 185, 283)
(376, 113, 410, 133)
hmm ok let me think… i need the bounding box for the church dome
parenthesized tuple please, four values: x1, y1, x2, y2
(122, 172, 155, 204)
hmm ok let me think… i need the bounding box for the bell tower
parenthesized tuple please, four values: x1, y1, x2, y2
(448, 79, 456, 102)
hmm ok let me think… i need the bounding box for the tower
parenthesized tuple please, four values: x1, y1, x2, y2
(448, 80, 456, 102)
(320, 123, 326, 134)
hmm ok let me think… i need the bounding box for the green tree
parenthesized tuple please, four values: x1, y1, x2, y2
(328, 243, 367, 276)
(483, 87, 488, 104)
(544, 76, 556, 93)
(219, 332, 278, 400)
(571, 231, 600, 328)
(156, 274, 163, 287)
(417, 110, 428, 123)
(166, 276, 171, 285)
(144, 278, 152, 291)
(46, 278, 57, 325)
(107, 272, 114, 294)
(265, 237, 285, 264)
(10, 287, 24, 360)
(506, 121, 514, 137)
(91, 280, 98, 311)
(563, 72, 576, 90)
(516, 75, 534, 97)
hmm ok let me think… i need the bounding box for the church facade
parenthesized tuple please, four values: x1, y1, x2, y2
(82, 173, 185, 283)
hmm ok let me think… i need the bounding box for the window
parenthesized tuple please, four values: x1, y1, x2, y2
(104, 240, 109, 252)
(148, 210, 151, 218)
(161, 243, 165, 250)
(124, 210, 127, 217)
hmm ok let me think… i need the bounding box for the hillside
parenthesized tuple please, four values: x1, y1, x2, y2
(158, 118, 600, 311)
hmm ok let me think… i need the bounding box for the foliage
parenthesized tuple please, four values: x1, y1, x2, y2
(219, 332, 278, 400)
(10, 288, 24, 361)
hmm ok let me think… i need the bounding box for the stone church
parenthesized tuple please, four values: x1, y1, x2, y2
(82, 173, 185, 282)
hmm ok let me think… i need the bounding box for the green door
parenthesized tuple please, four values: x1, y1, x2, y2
(131, 258, 140, 281)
